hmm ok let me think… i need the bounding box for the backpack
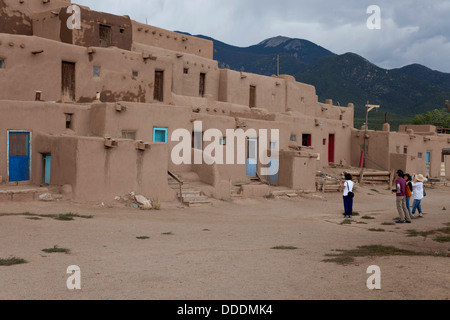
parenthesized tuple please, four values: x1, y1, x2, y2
(406, 184, 412, 198)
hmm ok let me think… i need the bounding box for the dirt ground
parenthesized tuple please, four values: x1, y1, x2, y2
(0, 183, 449, 300)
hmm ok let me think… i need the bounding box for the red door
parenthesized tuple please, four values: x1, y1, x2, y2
(328, 134, 335, 164)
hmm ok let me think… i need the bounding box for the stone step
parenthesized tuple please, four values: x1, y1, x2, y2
(182, 195, 209, 202)
(0, 186, 49, 201)
(185, 199, 213, 207)
(178, 190, 202, 196)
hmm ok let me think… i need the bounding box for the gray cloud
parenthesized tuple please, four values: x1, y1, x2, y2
(74, 0, 450, 72)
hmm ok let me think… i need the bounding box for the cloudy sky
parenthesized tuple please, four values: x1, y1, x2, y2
(75, 0, 450, 73)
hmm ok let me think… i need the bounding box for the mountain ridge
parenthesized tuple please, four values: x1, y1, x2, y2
(177, 32, 450, 129)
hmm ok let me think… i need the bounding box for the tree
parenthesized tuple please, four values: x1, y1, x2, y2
(412, 108, 450, 128)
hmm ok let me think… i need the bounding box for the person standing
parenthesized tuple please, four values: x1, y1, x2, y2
(411, 174, 426, 218)
(405, 174, 414, 218)
(340, 174, 354, 219)
(393, 170, 412, 224)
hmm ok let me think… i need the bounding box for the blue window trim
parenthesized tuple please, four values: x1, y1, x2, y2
(153, 127, 168, 143)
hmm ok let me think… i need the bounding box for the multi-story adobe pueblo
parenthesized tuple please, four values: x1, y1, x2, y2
(1, 0, 449, 204)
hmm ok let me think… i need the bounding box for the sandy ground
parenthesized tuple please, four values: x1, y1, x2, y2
(0, 184, 449, 301)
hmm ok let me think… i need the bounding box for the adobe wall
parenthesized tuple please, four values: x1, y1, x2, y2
(351, 128, 450, 178)
(58, 6, 133, 51)
(278, 150, 317, 191)
(72, 137, 175, 202)
(0, 100, 90, 183)
(398, 125, 437, 135)
(0, 0, 70, 35)
(133, 42, 220, 100)
(0, 34, 172, 104)
(218, 69, 287, 112)
(278, 113, 353, 169)
(89, 103, 193, 172)
(132, 21, 214, 60)
(33, 132, 78, 188)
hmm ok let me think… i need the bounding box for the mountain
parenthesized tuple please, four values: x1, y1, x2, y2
(178, 33, 335, 75)
(393, 64, 450, 89)
(179, 33, 450, 130)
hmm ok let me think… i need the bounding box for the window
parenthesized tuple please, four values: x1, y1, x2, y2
(199, 73, 206, 97)
(93, 66, 101, 77)
(404, 146, 408, 154)
(122, 130, 136, 140)
(220, 137, 226, 146)
(192, 131, 203, 150)
(183, 68, 189, 74)
(120, 28, 125, 34)
(290, 135, 297, 142)
(153, 128, 168, 143)
(132, 70, 138, 77)
(302, 134, 312, 147)
(154, 70, 164, 102)
(0, 59, 5, 69)
(340, 115, 343, 121)
(65, 113, 73, 129)
(249, 85, 256, 108)
(418, 153, 423, 159)
(323, 139, 327, 146)
(99, 24, 112, 47)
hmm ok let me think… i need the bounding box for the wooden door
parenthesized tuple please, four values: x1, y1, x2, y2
(62, 61, 76, 101)
(328, 134, 335, 164)
(199, 73, 206, 97)
(154, 71, 164, 102)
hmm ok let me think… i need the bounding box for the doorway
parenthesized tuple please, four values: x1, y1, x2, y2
(246, 138, 257, 177)
(42, 154, 51, 185)
(154, 71, 164, 102)
(62, 61, 76, 101)
(328, 134, 335, 164)
(426, 152, 431, 177)
(199, 73, 206, 97)
(8, 131, 31, 182)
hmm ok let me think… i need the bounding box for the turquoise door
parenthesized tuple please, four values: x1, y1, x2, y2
(44, 154, 51, 185)
(153, 128, 168, 143)
(8, 131, 31, 182)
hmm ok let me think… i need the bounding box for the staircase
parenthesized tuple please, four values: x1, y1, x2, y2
(168, 172, 212, 207)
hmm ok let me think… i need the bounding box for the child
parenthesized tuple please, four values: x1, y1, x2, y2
(405, 174, 413, 218)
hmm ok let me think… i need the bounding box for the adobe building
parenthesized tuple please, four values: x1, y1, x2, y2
(0, 1, 448, 203)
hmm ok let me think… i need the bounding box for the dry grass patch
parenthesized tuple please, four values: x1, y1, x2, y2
(323, 245, 435, 265)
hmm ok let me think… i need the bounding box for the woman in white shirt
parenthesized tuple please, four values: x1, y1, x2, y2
(411, 174, 426, 218)
(340, 174, 354, 219)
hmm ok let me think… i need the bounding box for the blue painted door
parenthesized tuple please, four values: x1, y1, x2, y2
(246, 138, 257, 177)
(44, 154, 51, 185)
(426, 152, 431, 176)
(8, 132, 31, 182)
